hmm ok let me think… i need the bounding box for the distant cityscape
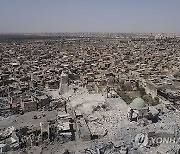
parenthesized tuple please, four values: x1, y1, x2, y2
(0, 33, 179, 154)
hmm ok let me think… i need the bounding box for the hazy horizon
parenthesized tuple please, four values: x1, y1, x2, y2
(0, 0, 180, 33)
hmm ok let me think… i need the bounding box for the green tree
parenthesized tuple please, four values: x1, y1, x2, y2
(152, 97, 160, 106)
(139, 86, 146, 97)
(142, 94, 153, 105)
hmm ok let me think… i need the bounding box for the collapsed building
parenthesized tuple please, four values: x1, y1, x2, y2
(0, 34, 179, 153)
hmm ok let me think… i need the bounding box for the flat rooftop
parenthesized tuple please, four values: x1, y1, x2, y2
(0, 110, 58, 130)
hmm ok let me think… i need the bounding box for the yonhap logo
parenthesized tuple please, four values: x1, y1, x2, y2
(134, 133, 180, 147)
(149, 136, 180, 144)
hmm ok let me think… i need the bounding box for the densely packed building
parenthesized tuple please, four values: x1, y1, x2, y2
(0, 33, 179, 153)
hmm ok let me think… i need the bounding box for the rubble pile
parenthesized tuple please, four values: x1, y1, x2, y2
(0, 33, 179, 153)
